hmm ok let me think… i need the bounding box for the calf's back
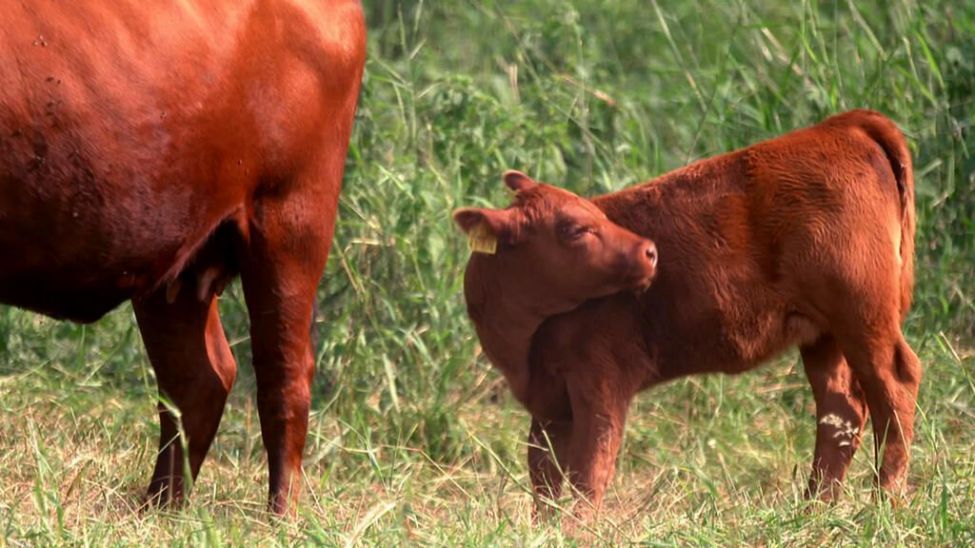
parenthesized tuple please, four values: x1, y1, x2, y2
(550, 109, 915, 383)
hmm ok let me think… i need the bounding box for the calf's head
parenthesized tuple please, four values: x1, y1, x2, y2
(453, 171, 657, 317)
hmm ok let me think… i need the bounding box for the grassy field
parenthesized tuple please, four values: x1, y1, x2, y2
(2, 0, 974, 544)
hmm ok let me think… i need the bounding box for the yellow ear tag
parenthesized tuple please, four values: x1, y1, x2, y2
(468, 222, 498, 255)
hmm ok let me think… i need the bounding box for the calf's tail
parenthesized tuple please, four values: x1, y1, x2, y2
(841, 109, 916, 320)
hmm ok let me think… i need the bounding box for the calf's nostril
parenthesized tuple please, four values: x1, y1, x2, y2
(644, 243, 657, 267)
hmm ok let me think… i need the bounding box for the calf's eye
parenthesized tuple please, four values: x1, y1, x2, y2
(560, 224, 593, 241)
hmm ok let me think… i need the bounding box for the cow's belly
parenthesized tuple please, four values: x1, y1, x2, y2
(0, 270, 133, 323)
(0, 205, 185, 322)
(0, 169, 239, 322)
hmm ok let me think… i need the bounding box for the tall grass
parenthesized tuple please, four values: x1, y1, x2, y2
(1, 0, 973, 544)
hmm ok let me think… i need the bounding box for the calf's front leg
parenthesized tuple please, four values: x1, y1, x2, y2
(528, 417, 572, 517)
(562, 372, 632, 513)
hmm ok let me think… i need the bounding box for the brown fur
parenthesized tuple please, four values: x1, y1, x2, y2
(0, 0, 366, 514)
(456, 110, 920, 515)
(455, 170, 658, 405)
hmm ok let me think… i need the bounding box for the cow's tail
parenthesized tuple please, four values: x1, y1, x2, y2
(837, 110, 916, 320)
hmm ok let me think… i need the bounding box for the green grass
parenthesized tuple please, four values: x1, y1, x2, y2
(2, 0, 974, 544)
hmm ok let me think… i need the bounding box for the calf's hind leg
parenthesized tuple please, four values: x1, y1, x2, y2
(800, 335, 868, 500)
(135, 288, 237, 506)
(840, 333, 921, 494)
(816, 227, 921, 497)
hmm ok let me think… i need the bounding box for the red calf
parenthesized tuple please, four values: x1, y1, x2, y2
(455, 110, 919, 513)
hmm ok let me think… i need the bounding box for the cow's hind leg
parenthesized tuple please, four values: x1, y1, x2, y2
(135, 288, 237, 506)
(238, 186, 338, 514)
(800, 335, 868, 501)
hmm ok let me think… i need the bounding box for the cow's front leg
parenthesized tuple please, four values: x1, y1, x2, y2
(239, 187, 338, 515)
(134, 286, 237, 506)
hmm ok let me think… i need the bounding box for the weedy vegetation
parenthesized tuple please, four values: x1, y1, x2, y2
(2, 0, 974, 544)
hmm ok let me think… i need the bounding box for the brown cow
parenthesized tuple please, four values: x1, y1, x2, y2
(454, 110, 919, 515)
(0, 1, 366, 514)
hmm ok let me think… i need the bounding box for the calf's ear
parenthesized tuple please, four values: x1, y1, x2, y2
(452, 207, 506, 234)
(452, 207, 516, 254)
(502, 170, 536, 192)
